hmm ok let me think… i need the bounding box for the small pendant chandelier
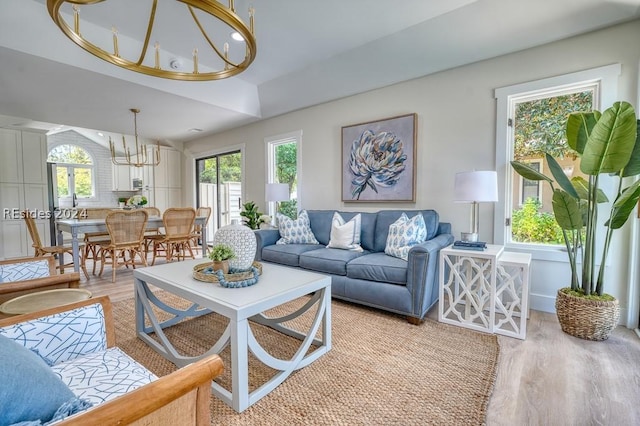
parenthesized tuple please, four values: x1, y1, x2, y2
(110, 108, 161, 168)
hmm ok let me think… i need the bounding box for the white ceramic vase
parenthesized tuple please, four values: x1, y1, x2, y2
(212, 222, 256, 271)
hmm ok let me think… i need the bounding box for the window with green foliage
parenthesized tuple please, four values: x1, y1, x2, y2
(47, 144, 94, 198)
(266, 131, 301, 219)
(509, 89, 594, 245)
(511, 198, 564, 244)
(495, 64, 621, 259)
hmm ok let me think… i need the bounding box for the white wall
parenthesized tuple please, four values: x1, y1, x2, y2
(184, 20, 640, 325)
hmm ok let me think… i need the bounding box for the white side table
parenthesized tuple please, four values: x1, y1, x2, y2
(438, 244, 531, 339)
(495, 251, 531, 339)
(439, 244, 504, 334)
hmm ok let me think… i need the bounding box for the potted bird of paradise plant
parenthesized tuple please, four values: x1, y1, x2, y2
(511, 101, 640, 340)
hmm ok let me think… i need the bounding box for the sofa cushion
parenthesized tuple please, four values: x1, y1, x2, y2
(0, 334, 84, 425)
(346, 252, 409, 285)
(52, 347, 157, 406)
(0, 259, 50, 283)
(299, 247, 368, 276)
(0, 302, 107, 365)
(305, 210, 334, 245)
(384, 213, 427, 261)
(327, 212, 363, 252)
(276, 210, 319, 245)
(374, 210, 439, 252)
(261, 244, 323, 267)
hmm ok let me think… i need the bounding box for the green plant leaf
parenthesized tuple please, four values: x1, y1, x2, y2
(581, 101, 637, 175)
(566, 111, 600, 154)
(622, 119, 640, 177)
(570, 176, 608, 202)
(545, 153, 578, 199)
(510, 161, 552, 182)
(552, 189, 583, 230)
(608, 180, 640, 229)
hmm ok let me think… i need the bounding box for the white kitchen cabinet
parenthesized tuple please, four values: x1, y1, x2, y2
(113, 159, 153, 192)
(0, 129, 46, 185)
(151, 147, 182, 212)
(112, 160, 132, 191)
(0, 182, 48, 259)
(0, 129, 22, 183)
(155, 147, 182, 189)
(22, 131, 48, 184)
(153, 187, 182, 213)
(0, 129, 48, 259)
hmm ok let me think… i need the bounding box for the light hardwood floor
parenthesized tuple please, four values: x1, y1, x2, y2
(78, 260, 640, 425)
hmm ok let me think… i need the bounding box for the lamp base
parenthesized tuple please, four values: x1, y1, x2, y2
(460, 232, 478, 242)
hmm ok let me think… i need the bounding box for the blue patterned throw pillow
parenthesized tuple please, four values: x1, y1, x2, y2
(384, 213, 427, 261)
(276, 210, 319, 245)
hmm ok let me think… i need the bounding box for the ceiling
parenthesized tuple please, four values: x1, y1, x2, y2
(0, 0, 639, 149)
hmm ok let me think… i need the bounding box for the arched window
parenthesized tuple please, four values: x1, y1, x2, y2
(47, 144, 95, 199)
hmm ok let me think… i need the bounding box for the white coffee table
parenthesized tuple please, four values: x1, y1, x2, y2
(133, 259, 331, 413)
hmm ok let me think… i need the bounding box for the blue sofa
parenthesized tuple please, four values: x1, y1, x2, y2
(254, 209, 453, 322)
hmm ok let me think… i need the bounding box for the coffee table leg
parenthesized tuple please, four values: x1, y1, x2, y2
(231, 318, 249, 412)
(134, 278, 215, 364)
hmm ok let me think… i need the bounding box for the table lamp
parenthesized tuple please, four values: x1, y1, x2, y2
(266, 183, 290, 218)
(453, 171, 498, 242)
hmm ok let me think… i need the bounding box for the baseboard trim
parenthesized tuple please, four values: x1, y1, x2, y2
(529, 293, 555, 313)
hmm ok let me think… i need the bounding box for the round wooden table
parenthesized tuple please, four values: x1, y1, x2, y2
(0, 289, 93, 315)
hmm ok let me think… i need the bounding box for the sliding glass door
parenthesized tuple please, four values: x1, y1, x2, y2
(195, 150, 242, 243)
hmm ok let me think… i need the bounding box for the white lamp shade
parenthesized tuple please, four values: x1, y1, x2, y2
(265, 183, 290, 202)
(453, 171, 498, 203)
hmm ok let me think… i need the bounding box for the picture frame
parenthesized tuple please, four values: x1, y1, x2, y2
(341, 113, 417, 202)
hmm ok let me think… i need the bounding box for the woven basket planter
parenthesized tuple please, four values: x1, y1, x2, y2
(555, 288, 620, 341)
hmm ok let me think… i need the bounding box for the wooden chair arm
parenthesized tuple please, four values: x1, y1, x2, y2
(56, 354, 224, 426)
(0, 272, 82, 305)
(0, 272, 81, 293)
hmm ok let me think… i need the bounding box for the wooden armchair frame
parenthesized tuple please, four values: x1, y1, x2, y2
(0, 296, 223, 425)
(0, 256, 80, 304)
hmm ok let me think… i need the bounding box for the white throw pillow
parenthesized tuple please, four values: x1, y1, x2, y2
(276, 210, 319, 245)
(327, 212, 363, 252)
(384, 213, 427, 261)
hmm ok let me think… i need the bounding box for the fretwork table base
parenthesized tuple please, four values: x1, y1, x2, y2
(438, 244, 531, 339)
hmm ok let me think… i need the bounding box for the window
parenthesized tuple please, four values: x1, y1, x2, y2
(495, 64, 620, 258)
(195, 149, 243, 234)
(265, 131, 301, 219)
(520, 161, 541, 204)
(47, 144, 95, 199)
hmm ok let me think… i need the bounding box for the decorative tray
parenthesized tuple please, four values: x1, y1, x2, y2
(193, 261, 262, 288)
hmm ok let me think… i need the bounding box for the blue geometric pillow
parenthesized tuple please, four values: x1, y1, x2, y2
(276, 210, 319, 245)
(0, 334, 87, 425)
(0, 260, 50, 283)
(384, 213, 427, 261)
(0, 303, 107, 366)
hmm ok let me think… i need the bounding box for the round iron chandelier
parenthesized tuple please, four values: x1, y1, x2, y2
(47, 0, 257, 81)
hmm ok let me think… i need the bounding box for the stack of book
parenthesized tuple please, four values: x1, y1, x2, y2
(453, 240, 487, 251)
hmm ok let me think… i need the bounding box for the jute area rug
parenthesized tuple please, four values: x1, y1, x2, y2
(113, 292, 499, 425)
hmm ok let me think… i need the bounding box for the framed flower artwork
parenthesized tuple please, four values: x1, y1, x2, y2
(341, 113, 417, 202)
